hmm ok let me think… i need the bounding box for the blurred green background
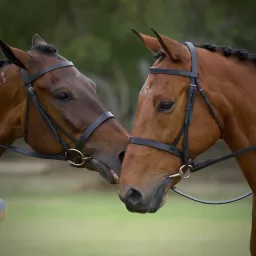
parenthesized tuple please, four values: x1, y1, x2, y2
(0, 166, 252, 256)
(0, 0, 255, 255)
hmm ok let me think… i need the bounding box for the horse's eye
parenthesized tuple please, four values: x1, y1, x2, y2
(54, 92, 72, 102)
(157, 101, 175, 112)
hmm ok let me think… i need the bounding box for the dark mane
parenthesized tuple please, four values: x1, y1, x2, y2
(30, 44, 57, 55)
(153, 43, 256, 63)
(196, 43, 256, 62)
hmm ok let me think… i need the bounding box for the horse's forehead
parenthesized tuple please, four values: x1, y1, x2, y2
(140, 77, 153, 96)
(31, 52, 66, 69)
(140, 73, 172, 98)
(140, 58, 183, 97)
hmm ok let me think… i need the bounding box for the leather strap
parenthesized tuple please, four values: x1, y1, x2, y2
(191, 143, 256, 172)
(25, 61, 74, 85)
(0, 144, 67, 160)
(150, 68, 198, 78)
(129, 137, 183, 159)
(75, 111, 115, 151)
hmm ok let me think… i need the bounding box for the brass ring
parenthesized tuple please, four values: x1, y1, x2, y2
(66, 148, 86, 167)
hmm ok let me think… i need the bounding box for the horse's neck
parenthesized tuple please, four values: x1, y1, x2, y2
(213, 59, 256, 192)
(0, 65, 24, 156)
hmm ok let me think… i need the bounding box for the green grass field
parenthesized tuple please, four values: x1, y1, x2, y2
(0, 191, 252, 256)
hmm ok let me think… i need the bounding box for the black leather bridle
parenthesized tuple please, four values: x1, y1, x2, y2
(0, 61, 115, 167)
(129, 42, 252, 204)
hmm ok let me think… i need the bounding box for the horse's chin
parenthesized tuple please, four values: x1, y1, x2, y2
(69, 156, 119, 184)
(86, 158, 119, 184)
(148, 193, 168, 213)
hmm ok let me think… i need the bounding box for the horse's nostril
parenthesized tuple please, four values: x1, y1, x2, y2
(125, 188, 143, 207)
(117, 149, 125, 162)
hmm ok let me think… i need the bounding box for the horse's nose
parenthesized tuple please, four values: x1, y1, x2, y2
(123, 187, 144, 207)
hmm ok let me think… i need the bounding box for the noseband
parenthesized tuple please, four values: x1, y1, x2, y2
(0, 61, 115, 166)
(129, 42, 252, 204)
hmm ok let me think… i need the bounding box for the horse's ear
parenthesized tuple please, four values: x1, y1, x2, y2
(0, 39, 31, 69)
(151, 28, 188, 62)
(32, 33, 47, 47)
(132, 28, 161, 53)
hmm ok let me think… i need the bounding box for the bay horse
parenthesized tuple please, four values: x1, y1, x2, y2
(118, 29, 256, 254)
(0, 33, 129, 184)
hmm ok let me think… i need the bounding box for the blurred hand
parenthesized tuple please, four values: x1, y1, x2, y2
(0, 199, 7, 222)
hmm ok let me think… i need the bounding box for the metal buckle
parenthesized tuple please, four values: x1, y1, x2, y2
(179, 164, 193, 179)
(168, 164, 193, 179)
(27, 87, 35, 96)
(66, 148, 92, 167)
(168, 172, 182, 179)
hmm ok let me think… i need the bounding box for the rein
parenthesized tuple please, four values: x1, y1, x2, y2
(129, 42, 252, 205)
(0, 61, 115, 166)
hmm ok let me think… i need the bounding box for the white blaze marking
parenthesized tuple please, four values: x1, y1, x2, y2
(0, 72, 6, 85)
(140, 76, 152, 96)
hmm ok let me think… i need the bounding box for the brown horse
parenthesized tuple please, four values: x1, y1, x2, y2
(118, 29, 256, 254)
(0, 33, 129, 183)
